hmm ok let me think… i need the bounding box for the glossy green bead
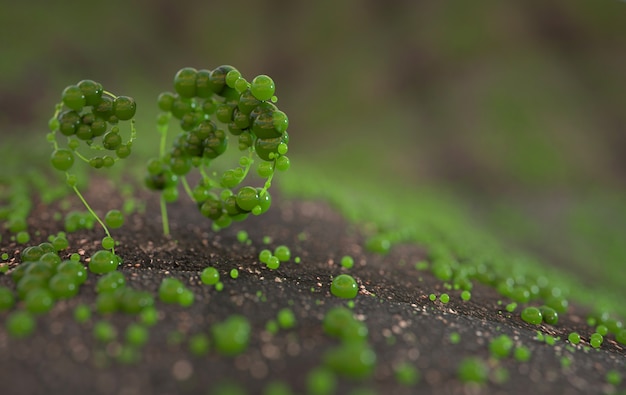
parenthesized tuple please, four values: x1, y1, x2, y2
(48, 273, 79, 299)
(16, 275, 47, 299)
(251, 75, 275, 101)
(140, 306, 159, 327)
(174, 67, 198, 98)
(62, 85, 86, 110)
(201, 266, 220, 285)
(323, 307, 367, 342)
(0, 286, 15, 311)
(119, 289, 154, 314)
(20, 246, 44, 262)
(208, 65, 236, 95)
(57, 110, 80, 136)
(521, 307, 543, 325)
(96, 271, 126, 293)
(25, 288, 54, 314)
(74, 304, 91, 323)
(331, 274, 358, 299)
(568, 332, 581, 344)
(125, 323, 149, 347)
(77, 79, 103, 106)
(211, 315, 251, 356)
(266, 256, 280, 270)
(236, 186, 259, 212)
(6, 311, 36, 338)
(157, 91, 175, 111)
(159, 277, 184, 303)
(539, 306, 559, 325)
(178, 288, 194, 307)
(50, 149, 75, 171)
(104, 209, 124, 229)
(56, 260, 87, 285)
(256, 189, 272, 214)
(324, 342, 376, 379)
(89, 250, 118, 274)
(252, 107, 281, 139)
(489, 335, 513, 358)
(93, 320, 117, 343)
(237, 89, 261, 115)
(274, 245, 291, 262)
(102, 131, 122, 150)
(259, 249, 272, 264)
(93, 95, 114, 119)
(40, 252, 62, 269)
(195, 69, 213, 98)
(113, 96, 136, 120)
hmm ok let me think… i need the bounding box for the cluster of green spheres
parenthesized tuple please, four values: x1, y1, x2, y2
(49, 79, 136, 172)
(146, 66, 290, 229)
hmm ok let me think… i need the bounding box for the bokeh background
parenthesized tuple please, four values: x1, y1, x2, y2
(2, 1, 625, 297)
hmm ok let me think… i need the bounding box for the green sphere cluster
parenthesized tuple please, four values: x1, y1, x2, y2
(49, 80, 137, 172)
(147, 66, 290, 230)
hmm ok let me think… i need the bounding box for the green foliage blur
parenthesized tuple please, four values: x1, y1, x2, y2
(1, 0, 626, 292)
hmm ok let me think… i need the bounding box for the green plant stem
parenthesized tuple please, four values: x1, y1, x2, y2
(160, 195, 170, 236)
(181, 177, 195, 202)
(71, 184, 114, 254)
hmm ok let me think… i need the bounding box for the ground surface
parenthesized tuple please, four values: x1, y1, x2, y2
(1, 184, 625, 395)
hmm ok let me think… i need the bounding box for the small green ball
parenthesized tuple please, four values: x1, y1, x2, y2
(125, 323, 149, 347)
(236, 186, 260, 212)
(274, 245, 291, 262)
(73, 304, 91, 323)
(568, 332, 581, 345)
(105, 209, 124, 229)
(140, 306, 159, 327)
(20, 246, 45, 262)
(324, 342, 376, 379)
(25, 288, 55, 314)
(250, 75, 275, 101)
(48, 273, 79, 299)
(200, 267, 220, 285)
(266, 256, 280, 270)
(461, 290, 472, 301)
(331, 274, 358, 299)
(159, 277, 184, 304)
(211, 315, 251, 356)
(93, 320, 117, 343)
(457, 357, 488, 384)
(56, 260, 87, 285)
(6, 311, 36, 338)
(521, 307, 543, 325)
(539, 306, 559, 325)
(259, 249, 272, 263)
(440, 293, 450, 304)
(514, 346, 531, 362)
(96, 271, 126, 293)
(188, 333, 210, 356)
(306, 367, 336, 395)
(230, 268, 239, 279)
(62, 85, 86, 110)
(89, 250, 118, 274)
(174, 67, 198, 98)
(489, 335, 513, 359)
(77, 79, 103, 106)
(96, 291, 118, 314)
(101, 236, 115, 250)
(113, 96, 136, 120)
(50, 149, 74, 171)
(277, 308, 296, 329)
(340, 256, 354, 269)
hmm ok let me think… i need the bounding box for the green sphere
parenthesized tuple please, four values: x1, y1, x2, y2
(51, 149, 75, 171)
(521, 307, 543, 325)
(200, 266, 220, 285)
(48, 273, 79, 299)
(113, 96, 137, 120)
(105, 209, 124, 229)
(56, 260, 87, 285)
(324, 342, 376, 379)
(62, 85, 86, 110)
(211, 315, 251, 356)
(89, 250, 119, 274)
(25, 288, 55, 314)
(96, 271, 126, 293)
(539, 306, 559, 325)
(331, 274, 358, 299)
(6, 311, 36, 338)
(250, 75, 275, 101)
(174, 67, 198, 98)
(159, 277, 184, 304)
(236, 186, 260, 212)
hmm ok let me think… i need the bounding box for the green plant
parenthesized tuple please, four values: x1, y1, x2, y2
(47, 80, 137, 253)
(145, 66, 290, 235)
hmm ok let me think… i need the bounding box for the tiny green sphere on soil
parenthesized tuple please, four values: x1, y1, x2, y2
(277, 308, 296, 329)
(96, 271, 126, 293)
(25, 288, 54, 314)
(200, 267, 220, 285)
(267, 256, 280, 270)
(211, 315, 251, 356)
(73, 304, 92, 323)
(0, 286, 15, 311)
(514, 346, 532, 362)
(458, 357, 488, 384)
(188, 333, 210, 356)
(331, 274, 358, 299)
(341, 255, 354, 269)
(178, 288, 194, 307)
(274, 245, 291, 262)
(230, 268, 239, 279)
(93, 320, 117, 343)
(440, 293, 450, 304)
(158, 277, 184, 303)
(259, 249, 272, 263)
(395, 362, 420, 386)
(104, 209, 124, 229)
(56, 260, 87, 285)
(125, 323, 149, 347)
(48, 273, 79, 299)
(6, 311, 36, 338)
(539, 305, 559, 325)
(489, 335, 514, 359)
(461, 290, 472, 301)
(568, 332, 581, 345)
(324, 342, 377, 379)
(521, 307, 543, 325)
(89, 250, 118, 274)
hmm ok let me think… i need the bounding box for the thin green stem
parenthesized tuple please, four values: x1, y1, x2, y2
(181, 176, 195, 202)
(160, 195, 170, 236)
(71, 182, 114, 254)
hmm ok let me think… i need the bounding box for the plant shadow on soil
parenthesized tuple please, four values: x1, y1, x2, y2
(0, 180, 625, 395)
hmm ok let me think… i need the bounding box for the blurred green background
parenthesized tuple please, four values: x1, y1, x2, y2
(2, 1, 626, 297)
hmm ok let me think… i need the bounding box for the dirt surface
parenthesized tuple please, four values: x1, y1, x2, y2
(1, 183, 625, 395)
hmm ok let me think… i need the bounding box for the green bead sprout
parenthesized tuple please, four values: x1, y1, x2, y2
(49, 80, 136, 253)
(147, 66, 290, 235)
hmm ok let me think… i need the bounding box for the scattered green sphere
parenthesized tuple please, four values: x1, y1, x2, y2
(73, 304, 91, 323)
(461, 290, 472, 301)
(211, 315, 251, 356)
(514, 346, 532, 362)
(62, 85, 86, 110)
(274, 245, 291, 262)
(56, 260, 87, 285)
(6, 311, 36, 338)
(539, 306, 559, 325)
(341, 256, 354, 269)
(250, 75, 276, 102)
(93, 320, 117, 343)
(125, 323, 149, 347)
(200, 266, 220, 285)
(521, 307, 543, 325)
(230, 268, 239, 279)
(489, 335, 514, 359)
(395, 362, 420, 386)
(113, 96, 137, 120)
(16, 231, 31, 244)
(457, 357, 488, 384)
(277, 308, 296, 329)
(96, 271, 126, 293)
(159, 277, 185, 304)
(105, 210, 124, 229)
(51, 149, 75, 171)
(306, 367, 336, 395)
(259, 249, 272, 263)
(48, 273, 79, 299)
(568, 332, 581, 345)
(178, 288, 194, 307)
(440, 293, 450, 304)
(331, 274, 358, 299)
(324, 342, 376, 379)
(89, 250, 118, 274)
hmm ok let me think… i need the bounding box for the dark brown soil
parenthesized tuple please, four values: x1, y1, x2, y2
(0, 181, 624, 395)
